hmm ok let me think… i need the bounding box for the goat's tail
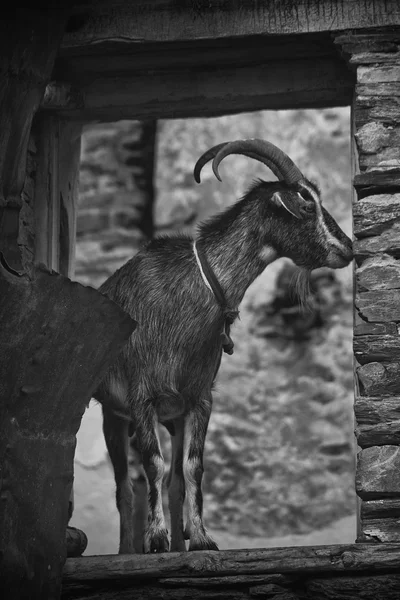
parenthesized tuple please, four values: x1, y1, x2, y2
(154, 390, 186, 425)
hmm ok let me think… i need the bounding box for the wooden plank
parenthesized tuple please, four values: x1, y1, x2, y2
(0, 261, 135, 600)
(355, 396, 400, 447)
(57, 33, 339, 71)
(356, 446, 400, 499)
(46, 56, 354, 121)
(62, 1, 400, 47)
(357, 362, 400, 397)
(63, 544, 400, 582)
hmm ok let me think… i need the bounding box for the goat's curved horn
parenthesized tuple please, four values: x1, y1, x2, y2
(212, 139, 304, 185)
(194, 142, 229, 183)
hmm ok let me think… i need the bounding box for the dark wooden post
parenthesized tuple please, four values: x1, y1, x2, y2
(30, 114, 83, 527)
(0, 7, 136, 599)
(0, 261, 135, 599)
(336, 28, 400, 542)
(0, 8, 71, 271)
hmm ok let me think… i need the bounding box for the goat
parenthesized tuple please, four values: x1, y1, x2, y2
(94, 138, 353, 554)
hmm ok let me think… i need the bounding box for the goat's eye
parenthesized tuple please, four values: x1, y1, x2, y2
(303, 203, 315, 213)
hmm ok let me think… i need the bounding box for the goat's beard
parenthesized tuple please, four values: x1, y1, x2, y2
(291, 267, 312, 312)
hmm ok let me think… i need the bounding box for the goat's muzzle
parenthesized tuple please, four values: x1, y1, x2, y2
(325, 245, 353, 269)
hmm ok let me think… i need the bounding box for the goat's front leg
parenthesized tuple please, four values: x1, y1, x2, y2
(136, 408, 169, 553)
(183, 396, 219, 551)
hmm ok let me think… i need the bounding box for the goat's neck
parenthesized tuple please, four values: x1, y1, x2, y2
(196, 230, 277, 308)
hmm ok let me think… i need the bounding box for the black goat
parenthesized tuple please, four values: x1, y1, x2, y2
(94, 139, 353, 554)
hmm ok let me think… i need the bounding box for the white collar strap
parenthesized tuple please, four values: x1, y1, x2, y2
(193, 240, 213, 293)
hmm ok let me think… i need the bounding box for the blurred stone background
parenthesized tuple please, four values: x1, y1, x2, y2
(70, 108, 356, 554)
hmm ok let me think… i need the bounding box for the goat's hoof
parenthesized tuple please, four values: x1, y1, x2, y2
(145, 529, 170, 554)
(189, 535, 219, 552)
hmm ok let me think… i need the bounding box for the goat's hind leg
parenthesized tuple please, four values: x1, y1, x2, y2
(184, 396, 218, 551)
(166, 417, 186, 552)
(102, 407, 135, 554)
(136, 406, 169, 553)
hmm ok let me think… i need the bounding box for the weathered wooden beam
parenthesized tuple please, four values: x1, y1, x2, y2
(63, 544, 400, 582)
(0, 261, 135, 599)
(43, 56, 354, 121)
(62, 1, 400, 47)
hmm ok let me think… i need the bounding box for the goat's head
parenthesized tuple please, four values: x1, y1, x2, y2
(194, 139, 353, 271)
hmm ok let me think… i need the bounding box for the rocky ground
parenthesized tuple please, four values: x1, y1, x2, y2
(70, 108, 357, 555)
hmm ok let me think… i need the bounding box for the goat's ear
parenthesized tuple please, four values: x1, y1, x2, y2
(271, 191, 303, 220)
